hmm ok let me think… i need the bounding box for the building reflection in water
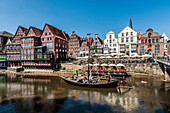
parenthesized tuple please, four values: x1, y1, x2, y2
(0, 76, 69, 113)
(0, 76, 169, 113)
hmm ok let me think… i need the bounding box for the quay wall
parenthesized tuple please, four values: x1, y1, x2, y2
(123, 63, 164, 76)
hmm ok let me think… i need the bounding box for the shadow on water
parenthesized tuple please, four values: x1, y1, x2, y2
(0, 75, 170, 113)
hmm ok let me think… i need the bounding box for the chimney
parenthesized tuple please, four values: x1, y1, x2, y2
(95, 34, 98, 38)
(72, 31, 75, 34)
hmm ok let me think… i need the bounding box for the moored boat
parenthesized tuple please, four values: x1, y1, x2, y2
(58, 75, 118, 88)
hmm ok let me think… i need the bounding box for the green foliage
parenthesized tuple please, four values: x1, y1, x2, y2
(74, 69, 77, 72)
(133, 70, 148, 74)
(90, 45, 97, 52)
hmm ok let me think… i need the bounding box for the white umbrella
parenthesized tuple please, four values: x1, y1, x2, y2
(142, 54, 152, 58)
(121, 55, 129, 58)
(106, 56, 112, 59)
(99, 56, 106, 59)
(93, 64, 100, 66)
(86, 64, 93, 66)
(116, 63, 125, 67)
(109, 64, 116, 66)
(132, 54, 142, 58)
(101, 64, 108, 66)
(114, 56, 119, 59)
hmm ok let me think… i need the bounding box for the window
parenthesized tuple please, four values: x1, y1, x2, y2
(131, 32, 133, 36)
(155, 44, 160, 54)
(110, 35, 112, 39)
(142, 39, 144, 43)
(110, 40, 112, 43)
(148, 33, 151, 38)
(127, 45, 129, 49)
(50, 37, 52, 40)
(139, 45, 145, 54)
(28, 33, 33, 36)
(131, 45, 137, 49)
(148, 45, 152, 48)
(47, 38, 49, 40)
(45, 33, 47, 36)
(121, 38, 124, 43)
(131, 37, 133, 42)
(126, 38, 129, 42)
(49, 32, 51, 35)
(56, 49, 58, 52)
(145, 39, 147, 43)
(122, 33, 124, 36)
(152, 39, 155, 42)
(46, 43, 53, 52)
(126, 32, 128, 36)
(42, 38, 44, 41)
(156, 39, 158, 42)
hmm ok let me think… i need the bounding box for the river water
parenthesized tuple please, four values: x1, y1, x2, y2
(0, 75, 170, 113)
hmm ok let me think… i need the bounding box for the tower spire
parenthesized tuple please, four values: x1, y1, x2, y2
(129, 17, 133, 29)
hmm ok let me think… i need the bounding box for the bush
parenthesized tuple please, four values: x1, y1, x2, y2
(134, 70, 148, 74)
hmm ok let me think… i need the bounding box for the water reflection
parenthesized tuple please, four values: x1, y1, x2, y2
(0, 76, 169, 113)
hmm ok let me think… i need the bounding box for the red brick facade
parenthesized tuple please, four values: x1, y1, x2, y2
(167, 40, 170, 55)
(41, 24, 69, 68)
(138, 29, 164, 56)
(68, 31, 81, 58)
(6, 26, 28, 67)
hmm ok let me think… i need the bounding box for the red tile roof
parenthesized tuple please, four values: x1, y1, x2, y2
(29, 26, 43, 37)
(46, 24, 69, 39)
(85, 37, 93, 44)
(20, 26, 28, 34)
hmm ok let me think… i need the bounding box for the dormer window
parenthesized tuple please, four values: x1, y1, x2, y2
(148, 33, 151, 38)
(49, 32, 51, 35)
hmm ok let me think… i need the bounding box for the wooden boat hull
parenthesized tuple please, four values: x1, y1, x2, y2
(59, 76, 118, 88)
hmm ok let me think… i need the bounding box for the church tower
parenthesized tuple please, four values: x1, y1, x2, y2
(129, 17, 133, 29)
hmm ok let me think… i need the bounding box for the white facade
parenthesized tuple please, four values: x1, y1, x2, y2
(104, 31, 118, 55)
(162, 33, 169, 54)
(118, 26, 138, 56)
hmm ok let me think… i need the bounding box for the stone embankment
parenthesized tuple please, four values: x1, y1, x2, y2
(0, 69, 74, 77)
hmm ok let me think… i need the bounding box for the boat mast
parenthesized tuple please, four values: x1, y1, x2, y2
(87, 33, 91, 82)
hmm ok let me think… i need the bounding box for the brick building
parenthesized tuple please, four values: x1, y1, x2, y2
(41, 24, 69, 68)
(79, 37, 93, 57)
(20, 26, 42, 68)
(167, 40, 170, 55)
(138, 29, 164, 56)
(0, 31, 13, 68)
(68, 31, 81, 58)
(6, 26, 28, 67)
(91, 34, 103, 54)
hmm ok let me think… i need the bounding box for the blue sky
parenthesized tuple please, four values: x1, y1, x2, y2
(0, 0, 170, 40)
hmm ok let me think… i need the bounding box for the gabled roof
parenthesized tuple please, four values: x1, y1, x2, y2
(45, 24, 69, 39)
(85, 37, 93, 44)
(0, 31, 13, 37)
(13, 26, 28, 38)
(29, 26, 42, 37)
(6, 38, 12, 45)
(98, 37, 103, 45)
(20, 26, 28, 34)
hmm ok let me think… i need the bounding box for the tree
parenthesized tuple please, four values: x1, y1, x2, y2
(90, 45, 97, 52)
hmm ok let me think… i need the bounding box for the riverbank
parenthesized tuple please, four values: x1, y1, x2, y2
(0, 69, 165, 80)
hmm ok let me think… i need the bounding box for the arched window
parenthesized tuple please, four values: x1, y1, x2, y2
(148, 33, 151, 38)
(110, 35, 112, 39)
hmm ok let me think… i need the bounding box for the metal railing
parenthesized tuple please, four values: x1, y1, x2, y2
(156, 56, 170, 63)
